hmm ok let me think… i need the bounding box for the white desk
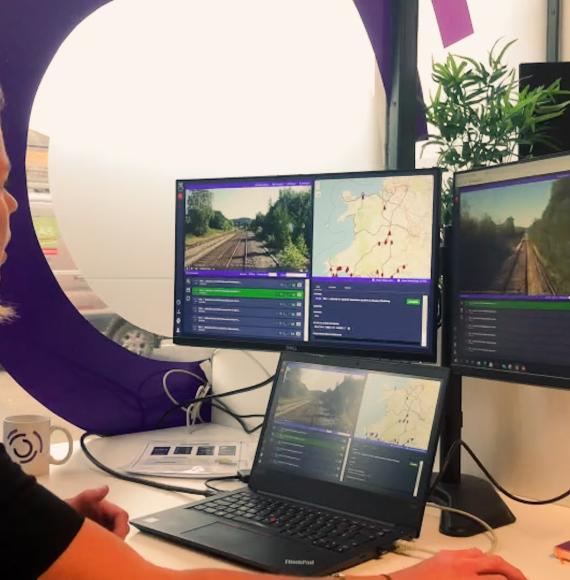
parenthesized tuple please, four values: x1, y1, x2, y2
(40, 425, 570, 579)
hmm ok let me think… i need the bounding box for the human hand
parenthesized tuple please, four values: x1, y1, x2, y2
(66, 485, 130, 539)
(387, 548, 527, 580)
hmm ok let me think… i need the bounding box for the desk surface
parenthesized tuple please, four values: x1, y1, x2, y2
(40, 424, 568, 579)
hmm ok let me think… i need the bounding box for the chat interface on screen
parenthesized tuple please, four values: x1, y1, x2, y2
(255, 361, 442, 498)
(174, 173, 436, 356)
(453, 170, 570, 380)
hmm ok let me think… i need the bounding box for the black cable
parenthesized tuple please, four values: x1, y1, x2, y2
(154, 396, 265, 434)
(429, 438, 462, 496)
(188, 375, 275, 405)
(204, 475, 242, 493)
(432, 438, 570, 506)
(460, 440, 570, 505)
(154, 374, 274, 430)
(212, 399, 264, 434)
(80, 432, 216, 497)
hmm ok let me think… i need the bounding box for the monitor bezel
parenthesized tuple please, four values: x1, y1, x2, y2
(174, 168, 441, 362)
(449, 151, 570, 389)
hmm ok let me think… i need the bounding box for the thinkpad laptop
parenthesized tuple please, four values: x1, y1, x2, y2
(132, 352, 449, 576)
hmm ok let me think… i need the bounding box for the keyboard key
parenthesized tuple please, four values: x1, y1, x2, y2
(186, 492, 392, 553)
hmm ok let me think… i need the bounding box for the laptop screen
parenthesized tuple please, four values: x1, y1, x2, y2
(255, 359, 443, 500)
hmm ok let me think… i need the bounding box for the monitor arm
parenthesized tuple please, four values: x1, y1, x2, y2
(435, 225, 515, 536)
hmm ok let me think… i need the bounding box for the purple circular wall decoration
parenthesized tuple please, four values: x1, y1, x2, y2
(0, 0, 394, 435)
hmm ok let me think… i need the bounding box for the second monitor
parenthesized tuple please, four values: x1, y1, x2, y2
(174, 170, 441, 361)
(451, 153, 570, 388)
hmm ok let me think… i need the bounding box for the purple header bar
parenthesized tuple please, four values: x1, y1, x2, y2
(185, 270, 431, 283)
(186, 269, 308, 279)
(182, 179, 313, 191)
(461, 293, 570, 301)
(313, 276, 431, 285)
(459, 170, 570, 195)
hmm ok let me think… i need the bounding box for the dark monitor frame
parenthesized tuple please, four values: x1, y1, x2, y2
(449, 152, 570, 389)
(174, 168, 441, 363)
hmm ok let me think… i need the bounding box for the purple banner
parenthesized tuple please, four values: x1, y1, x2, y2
(431, 0, 474, 48)
(353, 0, 428, 139)
(0, 0, 208, 435)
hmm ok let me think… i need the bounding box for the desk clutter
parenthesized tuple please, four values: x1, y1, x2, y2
(127, 439, 253, 478)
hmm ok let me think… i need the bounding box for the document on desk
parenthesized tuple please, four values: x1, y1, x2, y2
(125, 440, 253, 478)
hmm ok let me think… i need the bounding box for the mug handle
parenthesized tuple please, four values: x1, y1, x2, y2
(49, 425, 74, 465)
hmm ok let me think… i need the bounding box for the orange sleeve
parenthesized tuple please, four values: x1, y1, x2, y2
(40, 518, 188, 580)
(39, 518, 324, 580)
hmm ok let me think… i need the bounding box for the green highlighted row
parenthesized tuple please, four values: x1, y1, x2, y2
(467, 300, 570, 311)
(406, 298, 422, 306)
(192, 287, 304, 300)
(277, 432, 344, 450)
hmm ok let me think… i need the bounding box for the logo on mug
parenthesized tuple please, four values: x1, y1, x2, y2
(6, 428, 44, 464)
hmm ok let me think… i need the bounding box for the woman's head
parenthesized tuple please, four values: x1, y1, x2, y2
(0, 88, 19, 320)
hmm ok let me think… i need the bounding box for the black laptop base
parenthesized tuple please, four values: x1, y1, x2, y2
(132, 487, 398, 576)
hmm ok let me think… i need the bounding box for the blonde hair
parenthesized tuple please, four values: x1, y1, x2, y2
(0, 85, 15, 322)
(0, 304, 16, 322)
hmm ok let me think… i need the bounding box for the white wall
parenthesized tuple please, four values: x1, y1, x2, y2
(30, 0, 386, 339)
(562, 0, 570, 59)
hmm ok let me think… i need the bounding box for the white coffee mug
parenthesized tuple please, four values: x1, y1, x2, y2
(3, 414, 73, 476)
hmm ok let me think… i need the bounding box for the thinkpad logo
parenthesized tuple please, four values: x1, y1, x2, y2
(284, 559, 315, 566)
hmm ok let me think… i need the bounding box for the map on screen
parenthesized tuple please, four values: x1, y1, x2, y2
(354, 374, 440, 451)
(312, 176, 434, 280)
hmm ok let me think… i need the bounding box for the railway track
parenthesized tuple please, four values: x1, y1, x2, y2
(502, 237, 527, 293)
(501, 234, 556, 294)
(193, 232, 248, 269)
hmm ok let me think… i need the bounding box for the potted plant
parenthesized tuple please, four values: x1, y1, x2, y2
(423, 39, 570, 226)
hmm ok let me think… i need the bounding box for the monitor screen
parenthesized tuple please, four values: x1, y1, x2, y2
(253, 356, 445, 501)
(451, 154, 570, 388)
(174, 169, 440, 361)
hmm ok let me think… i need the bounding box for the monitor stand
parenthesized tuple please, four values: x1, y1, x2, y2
(434, 373, 516, 537)
(433, 475, 516, 537)
(437, 226, 516, 536)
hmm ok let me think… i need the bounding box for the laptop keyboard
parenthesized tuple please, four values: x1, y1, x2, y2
(189, 491, 392, 553)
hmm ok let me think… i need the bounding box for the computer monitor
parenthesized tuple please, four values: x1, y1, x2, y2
(451, 153, 570, 388)
(519, 62, 570, 158)
(174, 169, 441, 361)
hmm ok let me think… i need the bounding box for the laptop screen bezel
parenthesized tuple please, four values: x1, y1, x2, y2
(249, 352, 449, 534)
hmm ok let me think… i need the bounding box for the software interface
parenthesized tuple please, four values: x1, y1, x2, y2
(255, 361, 442, 498)
(174, 172, 438, 357)
(452, 156, 570, 382)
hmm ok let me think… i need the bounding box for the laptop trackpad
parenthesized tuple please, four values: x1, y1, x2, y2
(182, 522, 332, 573)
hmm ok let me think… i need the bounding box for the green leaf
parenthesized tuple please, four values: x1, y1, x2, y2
(533, 111, 567, 123)
(427, 36, 570, 227)
(494, 39, 517, 64)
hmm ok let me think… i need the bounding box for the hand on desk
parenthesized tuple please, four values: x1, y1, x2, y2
(66, 485, 130, 539)
(388, 548, 527, 580)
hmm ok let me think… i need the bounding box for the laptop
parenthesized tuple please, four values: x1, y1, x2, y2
(132, 352, 449, 576)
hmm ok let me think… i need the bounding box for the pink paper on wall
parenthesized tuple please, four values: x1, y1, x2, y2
(431, 0, 474, 47)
